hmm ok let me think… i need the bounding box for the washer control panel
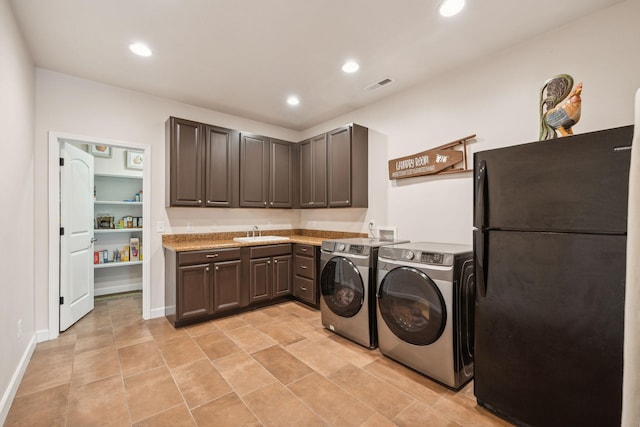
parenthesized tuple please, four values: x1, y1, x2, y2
(321, 241, 371, 256)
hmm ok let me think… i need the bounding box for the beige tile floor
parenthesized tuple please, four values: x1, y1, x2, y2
(6, 293, 512, 426)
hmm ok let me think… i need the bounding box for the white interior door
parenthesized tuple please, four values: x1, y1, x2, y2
(60, 143, 95, 331)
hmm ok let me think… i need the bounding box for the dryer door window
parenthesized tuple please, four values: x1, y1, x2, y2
(320, 256, 364, 317)
(378, 266, 446, 346)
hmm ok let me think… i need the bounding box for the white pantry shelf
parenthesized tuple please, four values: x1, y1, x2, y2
(94, 228, 143, 234)
(94, 260, 143, 269)
(95, 201, 142, 206)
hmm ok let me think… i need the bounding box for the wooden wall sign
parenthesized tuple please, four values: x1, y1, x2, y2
(388, 134, 475, 180)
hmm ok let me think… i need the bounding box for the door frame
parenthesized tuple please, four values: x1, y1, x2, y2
(47, 131, 151, 340)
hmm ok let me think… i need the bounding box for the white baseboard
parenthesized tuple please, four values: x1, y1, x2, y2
(0, 334, 36, 425)
(35, 329, 50, 343)
(149, 306, 166, 319)
(94, 283, 142, 297)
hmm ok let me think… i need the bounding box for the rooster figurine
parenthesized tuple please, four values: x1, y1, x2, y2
(539, 74, 583, 140)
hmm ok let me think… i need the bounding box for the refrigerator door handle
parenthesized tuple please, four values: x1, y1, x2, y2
(474, 229, 488, 297)
(475, 160, 487, 228)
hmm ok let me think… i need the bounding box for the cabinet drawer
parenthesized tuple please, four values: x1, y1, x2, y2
(293, 276, 315, 304)
(249, 244, 291, 258)
(294, 254, 315, 279)
(295, 244, 314, 256)
(178, 248, 241, 265)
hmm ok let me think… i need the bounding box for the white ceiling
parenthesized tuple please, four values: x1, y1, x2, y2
(10, 0, 624, 131)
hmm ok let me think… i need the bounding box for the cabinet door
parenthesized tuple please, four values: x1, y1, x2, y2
(294, 254, 314, 279)
(293, 276, 316, 305)
(240, 133, 269, 207)
(327, 126, 352, 207)
(213, 260, 243, 312)
(300, 134, 327, 208)
(177, 263, 212, 321)
(167, 117, 204, 207)
(272, 255, 292, 297)
(270, 139, 293, 208)
(205, 125, 239, 207)
(249, 257, 271, 303)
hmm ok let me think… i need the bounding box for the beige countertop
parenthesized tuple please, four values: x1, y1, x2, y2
(162, 229, 364, 252)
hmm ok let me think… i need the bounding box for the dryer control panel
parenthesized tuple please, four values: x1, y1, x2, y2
(382, 249, 454, 266)
(420, 252, 446, 265)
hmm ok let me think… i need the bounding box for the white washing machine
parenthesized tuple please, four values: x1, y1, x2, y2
(320, 238, 408, 349)
(376, 242, 475, 389)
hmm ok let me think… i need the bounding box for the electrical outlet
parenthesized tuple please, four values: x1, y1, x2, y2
(368, 219, 376, 228)
(156, 221, 165, 233)
(187, 222, 194, 232)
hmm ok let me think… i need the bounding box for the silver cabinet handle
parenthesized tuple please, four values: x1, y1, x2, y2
(264, 201, 267, 206)
(301, 247, 307, 252)
(300, 287, 307, 291)
(206, 254, 219, 258)
(215, 266, 219, 270)
(198, 200, 202, 204)
(300, 265, 307, 269)
(206, 200, 211, 203)
(310, 202, 314, 205)
(274, 260, 278, 264)
(346, 200, 349, 203)
(205, 267, 209, 271)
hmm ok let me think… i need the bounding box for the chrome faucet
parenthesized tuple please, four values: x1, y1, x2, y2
(252, 225, 260, 237)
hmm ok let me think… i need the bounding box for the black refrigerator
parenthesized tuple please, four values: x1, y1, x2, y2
(473, 125, 634, 427)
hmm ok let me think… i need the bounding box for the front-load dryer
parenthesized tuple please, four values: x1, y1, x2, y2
(376, 242, 475, 389)
(320, 238, 408, 349)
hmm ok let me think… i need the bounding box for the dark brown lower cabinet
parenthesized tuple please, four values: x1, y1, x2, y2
(292, 244, 320, 308)
(165, 247, 244, 327)
(165, 243, 318, 327)
(247, 244, 292, 304)
(212, 260, 243, 312)
(177, 263, 212, 321)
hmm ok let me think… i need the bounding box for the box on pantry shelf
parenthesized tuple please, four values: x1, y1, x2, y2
(130, 237, 140, 261)
(96, 215, 114, 229)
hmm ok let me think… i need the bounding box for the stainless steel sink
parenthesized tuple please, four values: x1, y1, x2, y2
(233, 235, 290, 243)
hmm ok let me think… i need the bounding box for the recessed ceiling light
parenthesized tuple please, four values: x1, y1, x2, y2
(342, 61, 360, 73)
(129, 42, 152, 57)
(287, 96, 300, 106)
(439, 0, 465, 17)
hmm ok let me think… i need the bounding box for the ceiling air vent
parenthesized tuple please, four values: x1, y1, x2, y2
(365, 77, 394, 92)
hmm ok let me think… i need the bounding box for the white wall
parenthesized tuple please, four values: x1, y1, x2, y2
(34, 70, 302, 328)
(33, 1, 640, 330)
(301, 0, 640, 244)
(0, 0, 35, 423)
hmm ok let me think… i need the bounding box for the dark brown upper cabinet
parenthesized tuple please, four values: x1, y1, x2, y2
(205, 125, 240, 207)
(166, 117, 239, 207)
(166, 117, 203, 207)
(326, 124, 368, 208)
(240, 133, 295, 208)
(299, 134, 327, 208)
(166, 117, 366, 209)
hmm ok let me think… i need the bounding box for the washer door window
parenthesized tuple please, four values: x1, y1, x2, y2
(321, 256, 364, 317)
(378, 266, 446, 346)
